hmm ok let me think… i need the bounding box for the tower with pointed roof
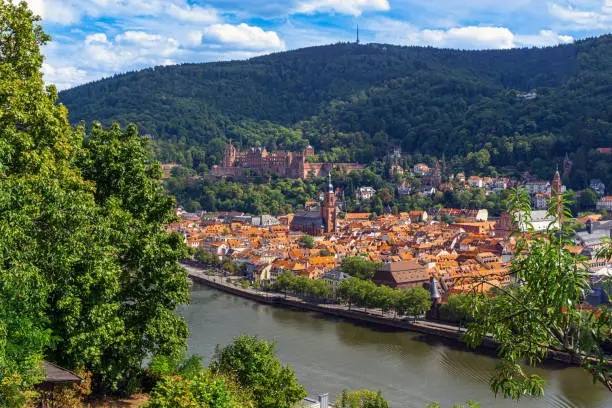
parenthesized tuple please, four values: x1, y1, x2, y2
(552, 168, 562, 196)
(563, 152, 572, 177)
(321, 172, 337, 233)
(427, 277, 442, 320)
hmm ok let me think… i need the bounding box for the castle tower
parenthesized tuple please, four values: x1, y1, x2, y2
(304, 143, 315, 158)
(321, 173, 337, 234)
(224, 140, 236, 167)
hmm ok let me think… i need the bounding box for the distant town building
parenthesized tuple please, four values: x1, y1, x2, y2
(409, 210, 428, 223)
(495, 210, 559, 236)
(356, 186, 376, 201)
(160, 163, 182, 179)
(423, 167, 442, 187)
(532, 193, 550, 209)
(597, 196, 612, 211)
(373, 260, 429, 289)
(590, 179, 606, 196)
(322, 269, 351, 292)
(397, 181, 411, 198)
(516, 91, 537, 100)
(467, 176, 483, 188)
(251, 215, 281, 227)
(576, 220, 612, 260)
(413, 163, 430, 176)
(525, 180, 550, 195)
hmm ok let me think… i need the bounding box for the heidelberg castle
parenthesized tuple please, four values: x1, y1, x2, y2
(211, 140, 365, 180)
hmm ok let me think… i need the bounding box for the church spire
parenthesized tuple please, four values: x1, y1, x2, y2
(327, 172, 334, 193)
(552, 168, 562, 196)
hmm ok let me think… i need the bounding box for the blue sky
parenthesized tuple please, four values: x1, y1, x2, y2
(28, 0, 612, 90)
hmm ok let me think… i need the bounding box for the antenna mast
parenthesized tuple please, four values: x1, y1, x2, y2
(356, 24, 360, 44)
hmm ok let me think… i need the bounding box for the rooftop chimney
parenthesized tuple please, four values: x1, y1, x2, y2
(318, 393, 329, 408)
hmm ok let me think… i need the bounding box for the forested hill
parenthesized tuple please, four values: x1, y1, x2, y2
(59, 37, 612, 187)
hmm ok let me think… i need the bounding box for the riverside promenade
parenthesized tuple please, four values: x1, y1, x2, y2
(184, 263, 589, 366)
(183, 263, 491, 347)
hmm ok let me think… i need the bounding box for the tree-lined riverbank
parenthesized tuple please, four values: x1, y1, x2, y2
(183, 282, 612, 407)
(183, 264, 586, 366)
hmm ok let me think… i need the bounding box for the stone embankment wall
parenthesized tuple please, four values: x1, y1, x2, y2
(187, 268, 583, 366)
(187, 272, 494, 348)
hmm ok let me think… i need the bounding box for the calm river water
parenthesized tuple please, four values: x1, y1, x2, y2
(182, 283, 612, 408)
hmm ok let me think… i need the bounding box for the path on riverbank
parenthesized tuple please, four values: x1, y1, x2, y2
(182, 264, 487, 345)
(183, 263, 589, 367)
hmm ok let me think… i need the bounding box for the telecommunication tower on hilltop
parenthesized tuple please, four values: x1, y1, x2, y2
(356, 24, 360, 44)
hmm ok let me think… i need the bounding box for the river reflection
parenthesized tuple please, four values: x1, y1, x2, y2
(182, 283, 612, 408)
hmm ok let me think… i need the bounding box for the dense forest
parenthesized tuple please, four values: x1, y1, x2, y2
(59, 38, 612, 189)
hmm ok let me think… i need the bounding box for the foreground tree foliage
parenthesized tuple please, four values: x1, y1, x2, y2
(465, 189, 612, 399)
(146, 355, 253, 408)
(210, 335, 306, 408)
(0, 1, 189, 403)
(336, 389, 389, 408)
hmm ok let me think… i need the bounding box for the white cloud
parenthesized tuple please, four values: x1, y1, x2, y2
(186, 30, 204, 46)
(366, 18, 573, 49)
(77, 31, 182, 74)
(204, 23, 285, 50)
(167, 3, 218, 24)
(548, 1, 612, 30)
(85, 33, 110, 45)
(24, 0, 79, 24)
(296, 0, 390, 16)
(515, 30, 574, 47)
(419, 26, 516, 49)
(116, 31, 179, 50)
(27, 0, 219, 26)
(42, 62, 88, 90)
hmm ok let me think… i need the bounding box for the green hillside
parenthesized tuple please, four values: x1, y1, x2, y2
(58, 37, 612, 188)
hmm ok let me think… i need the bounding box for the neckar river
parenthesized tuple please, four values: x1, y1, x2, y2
(182, 283, 612, 408)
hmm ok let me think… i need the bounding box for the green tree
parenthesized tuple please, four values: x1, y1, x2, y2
(195, 248, 222, 267)
(146, 372, 253, 408)
(0, 2, 191, 401)
(210, 335, 306, 408)
(336, 389, 389, 408)
(398, 287, 431, 319)
(298, 235, 315, 249)
(579, 188, 598, 209)
(341, 257, 381, 280)
(465, 189, 612, 398)
(272, 271, 295, 298)
(439, 294, 473, 323)
(74, 122, 191, 392)
(0, 1, 90, 402)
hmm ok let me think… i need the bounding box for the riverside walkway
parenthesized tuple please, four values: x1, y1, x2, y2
(183, 263, 476, 344)
(183, 263, 591, 366)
